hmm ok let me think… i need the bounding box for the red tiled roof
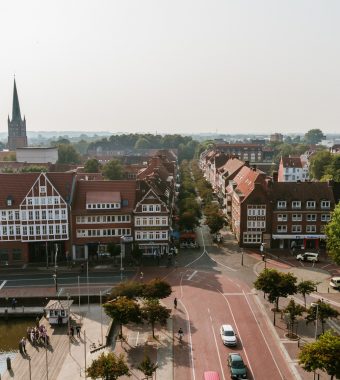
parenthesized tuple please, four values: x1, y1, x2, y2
(281, 156, 303, 168)
(86, 191, 121, 204)
(0, 172, 74, 209)
(233, 167, 266, 200)
(73, 180, 137, 213)
(219, 158, 244, 179)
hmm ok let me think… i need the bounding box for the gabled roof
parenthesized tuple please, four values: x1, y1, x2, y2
(281, 156, 303, 168)
(86, 191, 121, 204)
(72, 180, 137, 212)
(232, 166, 266, 200)
(219, 158, 244, 180)
(270, 182, 335, 203)
(0, 172, 74, 209)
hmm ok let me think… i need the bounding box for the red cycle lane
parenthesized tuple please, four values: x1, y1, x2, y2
(168, 269, 296, 380)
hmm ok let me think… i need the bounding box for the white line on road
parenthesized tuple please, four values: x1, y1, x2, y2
(208, 308, 226, 380)
(242, 290, 284, 380)
(179, 298, 196, 380)
(0, 280, 7, 290)
(135, 331, 139, 347)
(218, 290, 256, 380)
(187, 271, 198, 281)
(209, 257, 237, 272)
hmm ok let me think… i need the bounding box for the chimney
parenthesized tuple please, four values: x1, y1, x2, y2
(244, 161, 250, 167)
(273, 171, 278, 182)
(252, 165, 257, 171)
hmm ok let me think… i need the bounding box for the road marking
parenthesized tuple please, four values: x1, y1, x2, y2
(179, 298, 196, 380)
(209, 257, 237, 272)
(222, 292, 253, 296)
(321, 263, 332, 269)
(0, 280, 7, 290)
(135, 331, 139, 347)
(218, 290, 256, 380)
(242, 290, 284, 379)
(187, 271, 198, 281)
(208, 309, 226, 380)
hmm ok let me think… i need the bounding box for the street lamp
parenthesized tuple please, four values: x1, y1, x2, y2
(241, 248, 244, 266)
(260, 243, 266, 269)
(311, 302, 319, 340)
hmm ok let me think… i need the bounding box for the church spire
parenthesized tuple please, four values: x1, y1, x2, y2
(12, 78, 22, 122)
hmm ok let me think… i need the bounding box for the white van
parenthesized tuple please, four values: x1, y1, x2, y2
(329, 277, 340, 289)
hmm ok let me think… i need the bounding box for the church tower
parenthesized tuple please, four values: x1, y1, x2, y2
(8, 79, 28, 150)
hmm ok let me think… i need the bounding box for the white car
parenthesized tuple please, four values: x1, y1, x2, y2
(220, 324, 237, 346)
(296, 252, 319, 262)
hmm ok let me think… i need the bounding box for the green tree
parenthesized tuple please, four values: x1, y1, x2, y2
(142, 278, 172, 299)
(84, 158, 101, 173)
(297, 280, 318, 308)
(102, 159, 123, 180)
(21, 165, 47, 173)
(178, 210, 200, 231)
(304, 129, 325, 144)
(86, 352, 130, 380)
(109, 281, 143, 300)
(104, 296, 141, 337)
(325, 203, 340, 265)
(298, 330, 340, 379)
(141, 299, 170, 338)
(309, 150, 332, 179)
(254, 269, 297, 311)
(57, 144, 81, 164)
(306, 300, 339, 334)
(137, 355, 158, 379)
(324, 155, 340, 181)
(134, 137, 151, 149)
(283, 299, 305, 338)
(205, 211, 226, 235)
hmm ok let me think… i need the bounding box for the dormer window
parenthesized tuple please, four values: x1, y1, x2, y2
(321, 200, 330, 209)
(292, 201, 301, 209)
(277, 201, 286, 209)
(306, 201, 316, 209)
(39, 186, 46, 194)
(6, 196, 13, 207)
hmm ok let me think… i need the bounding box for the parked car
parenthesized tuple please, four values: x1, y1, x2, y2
(227, 353, 247, 379)
(220, 324, 237, 346)
(329, 276, 340, 289)
(296, 252, 319, 262)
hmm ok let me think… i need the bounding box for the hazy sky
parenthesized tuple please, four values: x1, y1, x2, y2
(1, 0, 340, 135)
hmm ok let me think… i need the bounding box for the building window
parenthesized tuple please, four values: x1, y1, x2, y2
(29, 226, 34, 235)
(292, 201, 301, 209)
(306, 225, 316, 233)
(155, 205, 161, 212)
(277, 225, 287, 233)
(306, 214, 317, 222)
(321, 214, 331, 222)
(306, 201, 316, 209)
(142, 205, 147, 212)
(321, 200, 330, 209)
(292, 214, 302, 221)
(277, 214, 288, 222)
(135, 217, 141, 226)
(291, 225, 302, 233)
(243, 232, 262, 244)
(277, 201, 286, 209)
(29, 211, 34, 220)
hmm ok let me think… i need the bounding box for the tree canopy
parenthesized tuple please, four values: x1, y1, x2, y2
(299, 330, 340, 379)
(304, 129, 325, 145)
(141, 298, 170, 337)
(325, 202, 340, 265)
(57, 144, 81, 164)
(305, 300, 339, 334)
(102, 159, 124, 180)
(86, 352, 130, 380)
(309, 150, 332, 180)
(254, 269, 297, 310)
(84, 158, 101, 173)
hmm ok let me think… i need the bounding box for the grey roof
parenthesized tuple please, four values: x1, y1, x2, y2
(44, 299, 73, 310)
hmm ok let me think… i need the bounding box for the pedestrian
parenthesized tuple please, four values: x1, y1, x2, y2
(11, 298, 16, 310)
(76, 325, 81, 338)
(70, 325, 74, 337)
(22, 337, 27, 354)
(174, 297, 177, 309)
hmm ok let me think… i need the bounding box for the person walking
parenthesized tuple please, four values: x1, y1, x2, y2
(12, 298, 16, 310)
(174, 297, 178, 309)
(76, 325, 81, 338)
(22, 337, 27, 354)
(70, 325, 74, 338)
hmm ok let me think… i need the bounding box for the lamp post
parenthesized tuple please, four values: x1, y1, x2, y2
(260, 243, 266, 269)
(311, 302, 319, 340)
(241, 248, 244, 266)
(120, 238, 124, 281)
(100, 290, 103, 345)
(52, 272, 58, 294)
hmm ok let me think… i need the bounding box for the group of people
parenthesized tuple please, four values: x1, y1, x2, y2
(69, 325, 81, 339)
(19, 337, 27, 355)
(27, 324, 50, 346)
